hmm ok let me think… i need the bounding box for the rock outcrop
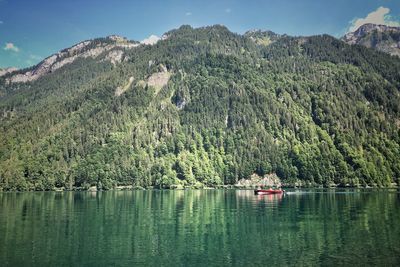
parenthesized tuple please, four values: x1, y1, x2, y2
(342, 23, 400, 57)
(0, 67, 18, 77)
(115, 76, 134, 96)
(146, 64, 171, 93)
(235, 173, 282, 188)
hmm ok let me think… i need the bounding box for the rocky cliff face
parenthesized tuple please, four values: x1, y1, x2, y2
(342, 23, 400, 56)
(4, 35, 140, 84)
(0, 67, 18, 77)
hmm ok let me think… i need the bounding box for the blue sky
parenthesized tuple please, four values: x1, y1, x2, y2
(1, 0, 399, 69)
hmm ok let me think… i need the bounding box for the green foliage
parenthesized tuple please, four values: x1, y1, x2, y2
(0, 25, 399, 190)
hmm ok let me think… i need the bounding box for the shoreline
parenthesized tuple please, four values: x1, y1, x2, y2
(0, 184, 398, 192)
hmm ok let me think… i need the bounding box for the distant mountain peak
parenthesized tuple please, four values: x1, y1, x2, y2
(357, 23, 397, 31)
(342, 23, 400, 56)
(344, 24, 399, 42)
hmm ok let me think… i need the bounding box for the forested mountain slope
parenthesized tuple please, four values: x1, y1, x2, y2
(1, 25, 399, 190)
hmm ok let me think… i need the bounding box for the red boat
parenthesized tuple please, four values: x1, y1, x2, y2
(254, 188, 285, 195)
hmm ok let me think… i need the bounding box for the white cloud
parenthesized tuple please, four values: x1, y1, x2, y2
(141, 35, 160, 45)
(4, 43, 20, 52)
(348, 6, 400, 32)
(185, 12, 192, 16)
(225, 8, 231, 13)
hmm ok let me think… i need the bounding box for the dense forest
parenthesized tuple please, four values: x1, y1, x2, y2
(0, 25, 399, 190)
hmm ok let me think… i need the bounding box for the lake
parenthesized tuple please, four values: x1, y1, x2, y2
(1, 189, 399, 266)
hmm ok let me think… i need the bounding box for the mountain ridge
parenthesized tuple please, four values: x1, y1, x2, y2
(1, 35, 141, 83)
(0, 25, 276, 83)
(2, 23, 399, 84)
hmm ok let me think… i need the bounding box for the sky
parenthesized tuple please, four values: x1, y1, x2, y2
(1, 0, 399, 69)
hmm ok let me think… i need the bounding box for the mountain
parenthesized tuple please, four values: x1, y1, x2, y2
(342, 23, 400, 57)
(1, 25, 400, 191)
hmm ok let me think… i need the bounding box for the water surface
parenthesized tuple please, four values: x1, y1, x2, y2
(1, 189, 399, 266)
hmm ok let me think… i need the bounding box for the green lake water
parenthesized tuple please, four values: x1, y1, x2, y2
(0, 189, 399, 266)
